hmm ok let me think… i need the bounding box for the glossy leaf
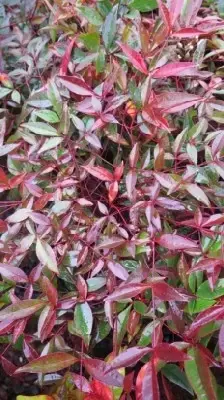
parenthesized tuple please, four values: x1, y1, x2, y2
(73, 302, 93, 345)
(107, 347, 151, 371)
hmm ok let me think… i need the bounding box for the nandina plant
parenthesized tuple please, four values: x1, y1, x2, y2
(0, 0, 224, 399)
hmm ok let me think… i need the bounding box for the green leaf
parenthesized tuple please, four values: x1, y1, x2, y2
(197, 279, 224, 300)
(38, 137, 63, 154)
(116, 305, 131, 347)
(162, 364, 194, 395)
(34, 110, 60, 123)
(218, 0, 224, 17)
(47, 79, 62, 116)
(217, 385, 224, 400)
(79, 7, 103, 26)
(186, 298, 216, 314)
(212, 111, 224, 123)
(80, 32, 100, 52)
(11, 90, 21, 104)
(97, 0, 112, 17)
(102, 4, 118, 50)
(130, 0, 158, 12)
(198, 321, 220, 339)
(0, 87, 12, 99)
(87, 277, 106, 292)
(138, 321, 160, 347)
(95, 50, 105, 73)
(189, 271, 203, 293)
(134, 300, 148, 315)
(73, 302, 93, 345)
(184, 348, 217, 400)
(186, 143, 197, 165)
(94, 319, 111, 343)
(21, 122, 58, 136)
(0, 282, 12, 293)
(121, 259, 139, 272)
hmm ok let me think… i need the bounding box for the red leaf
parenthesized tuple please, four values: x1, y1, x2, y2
(154, 343, 190, 362)
(13, 318, 28, 343)
(0, 219, 7, 232)
(107, 347, 151, 371)
(83, 165, 114, 182)
(9, 173, 26, 189)
(1, 356, 17, 376)
(156, 197, 185, 210)
(186, 306, 224, 338)
(136, 361, 159, 400)
(127, 310, 141, 336)
(157, 0, 171, 32)
(58, 75, 94, 96)
(60, 37, 76, 75)
(0, 263, 28, 283)
(172, 28, 205, 38)
(162, 375, 175, 400)
(202, 214, 224, 227)
(156, 91, 201, 113)
(90, 380, 113, 400)
(169, 0, 182, 24)
(129, 143, 139, 168)
(114, 161, 124, 181)
(219, 324, 224, 365)
(117, 42, 148, 75)
(183, 0, 203, 26)
(153, 62, 197, 78)
(108, 261, 129, 281)
(70, 373, 91, 393)
(108, 181, 118, 204)
(105, 282, 155, 302)
(189, 258, 222, 273)
(83, 358, 124, 387)
(38, 306, 56, 342)
(152, 281, 191, 302)
(0, 168, 8, 186)
(23, 339, 39, 361)
(96, 237, 126, 250)
(0, 319, 15, 334)
(34, 193, 52, 210)
(126, 170, 137, 200)
(156, 234, 198, 251)
(29, 212, 51, 226)
(41, 276, 58, 307)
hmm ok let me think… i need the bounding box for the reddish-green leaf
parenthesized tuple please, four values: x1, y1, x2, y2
(83, 165, 114, 182)
(15, 352, 77, 374)
(0, 300, 45, 321)
(157, 234, 198, 251)
(118, 42, 148, 75)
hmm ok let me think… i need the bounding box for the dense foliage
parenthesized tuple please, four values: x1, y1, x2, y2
(1, 0, 224, 398)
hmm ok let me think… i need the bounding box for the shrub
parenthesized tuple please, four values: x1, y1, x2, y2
(1, 0, 224, 399)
